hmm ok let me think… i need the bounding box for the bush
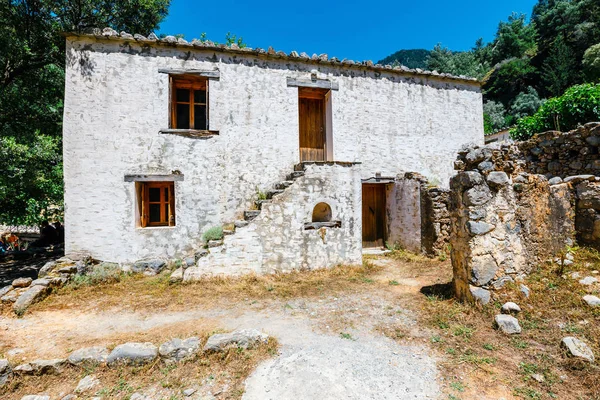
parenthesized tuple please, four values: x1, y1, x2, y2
(202, 226, 224, 242)
(70, 262, 122, 287)
(510, 83, 600, 140)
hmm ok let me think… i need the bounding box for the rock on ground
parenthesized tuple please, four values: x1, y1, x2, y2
(0, 358, 11, 387)
(0, 285, 13, 297)
(204, 329, 269, 351)
(13, 285, 50, 315)
(169, 268, 184, 283)
(520, 284, 530, 298)
(579, 276, 598, 286)
(21, 396, 50, 400)
(583, 295, 600, 307)
(469, 285, 490, 305)
(495, 314, 522, 334)
(501, 302, 521, 315)
(12, 277, 33, 288)
(107, 342, 158, 366)
(159, 337, 200, 362)
(561, 337, 595, 363)
(75, 375, 100, 393)
(68, 346, 109, 365)
(132, 259, 166, 275)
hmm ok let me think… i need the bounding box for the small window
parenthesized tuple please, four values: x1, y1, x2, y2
(170, 76, 208, 130)
(138, 182, 176, 227)
(312, 202, 332, 222)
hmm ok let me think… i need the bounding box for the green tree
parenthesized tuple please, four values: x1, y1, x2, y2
(583, 43, 600, 81)
(426, 44, 489, 80)
(483, 101, 508, 134)
(0, 0, 171, 225)
(490, 13, 538, 65)
(510, 87, 545, 120)
(483, 57, 538, 106)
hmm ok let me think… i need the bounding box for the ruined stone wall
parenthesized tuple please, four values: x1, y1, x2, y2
(451, 143, 576, 303)
(421, 187, 450, 256)
(63, 37, 483, 263)
(517, 123, 600, 177)
(575, 180, 600, 249)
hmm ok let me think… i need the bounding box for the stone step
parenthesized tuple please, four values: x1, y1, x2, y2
(244, 210, 260, 221)
(234, 220, 249, 228)
(223, 229, 235, 236)
(255, 199, 271, 210)
(287, 171, 304, 180)
(266, 189, 284, 199)
(275, 181, 294, 190)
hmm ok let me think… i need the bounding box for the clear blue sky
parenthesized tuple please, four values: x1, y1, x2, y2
(158, 0, 538, 62)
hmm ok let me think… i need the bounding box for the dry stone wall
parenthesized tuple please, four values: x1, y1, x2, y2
(517, 122, 600, 178)
(451, 140, 583, 304)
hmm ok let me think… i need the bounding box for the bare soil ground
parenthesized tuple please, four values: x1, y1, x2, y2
(1, 250, 599, 399)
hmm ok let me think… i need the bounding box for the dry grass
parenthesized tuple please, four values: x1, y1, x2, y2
(2, 337, 278, 400)
(420, 247, 600, 400)
(23, 262, 382, 315)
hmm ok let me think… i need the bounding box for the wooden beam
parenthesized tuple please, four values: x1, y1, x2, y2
(287, 77, 339, 90)
(124, 174, 184, 182)
(158, 69, 220, 80)
(159, 129, 219, 138)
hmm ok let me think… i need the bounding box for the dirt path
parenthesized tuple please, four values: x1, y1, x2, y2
(1, 254, 449, 399)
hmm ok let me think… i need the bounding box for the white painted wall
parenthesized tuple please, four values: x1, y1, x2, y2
(63, 37, 483, 263)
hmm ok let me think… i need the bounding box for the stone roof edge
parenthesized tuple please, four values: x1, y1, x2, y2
(61, 29, 481, 86)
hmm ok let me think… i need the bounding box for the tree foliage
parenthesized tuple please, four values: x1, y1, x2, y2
(583, 43, 600, 82)
(0, 0, 171, 225)
(510, 83, 600, 140)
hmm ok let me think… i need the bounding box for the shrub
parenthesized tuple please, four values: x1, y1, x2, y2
(202, 226, 224, 242)
(510, 83, 600, 140)
(70, 262, 122, 287)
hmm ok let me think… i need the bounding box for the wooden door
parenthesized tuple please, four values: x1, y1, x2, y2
(299, 88, 326, 161)
(362, 184, 386, 248)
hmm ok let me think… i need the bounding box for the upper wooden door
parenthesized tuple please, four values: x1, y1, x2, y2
(362, 183, 387, 248)
(299, 88, 327, 162)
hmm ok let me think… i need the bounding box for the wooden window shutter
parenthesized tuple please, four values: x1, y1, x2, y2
(141, 183, 148, 228)
(168, 183, 176, 226)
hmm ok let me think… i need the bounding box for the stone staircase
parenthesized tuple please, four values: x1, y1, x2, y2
(236, 164, 306, 225)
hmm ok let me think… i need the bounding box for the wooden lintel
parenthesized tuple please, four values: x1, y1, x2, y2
(287, 77, 339, 90)
(158, 69, 220, 79)
(159, 129, 219, 138)
(304, 221, 342, 230)
(124, 174, 184, 182)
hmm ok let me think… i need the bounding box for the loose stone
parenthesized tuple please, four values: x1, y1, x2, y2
(0, 285, 13, 297)
(159, 337, 200, 362)
(183, 388, 197, 396)
(469, 285, 490, 305)
(106, 342, 158, 366)
(13, 285, 51, 315)
(495, 314, 522, 334)
(0, 358, 11, 387)
(68, 346, 109, 365)
(561, 337, 595, 363)
(75, 375, 100, 393)
(12, 277, 33, 288)
(501, 302, 521, 315)
(21, 396, 50, 400)
(582, 295, 600, 307)
(579, 276, 598, 285)
(519, 284, 530, 298)
(204, 329, 269, 351)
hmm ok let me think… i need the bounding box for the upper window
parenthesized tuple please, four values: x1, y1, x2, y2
(138, 182, 176, 227)
(170, 76, 208, 130)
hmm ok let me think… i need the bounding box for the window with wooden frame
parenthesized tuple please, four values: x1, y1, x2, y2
(170, 76, 208, 130)
(137, 182, 176, 227)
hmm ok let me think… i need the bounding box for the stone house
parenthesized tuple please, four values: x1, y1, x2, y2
(62, 29, 483, 277)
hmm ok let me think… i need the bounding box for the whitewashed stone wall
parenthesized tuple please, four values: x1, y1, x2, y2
(63, 37, 483, 264)
(184, 163, 362, 277)
(387, 177, 423, 253)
